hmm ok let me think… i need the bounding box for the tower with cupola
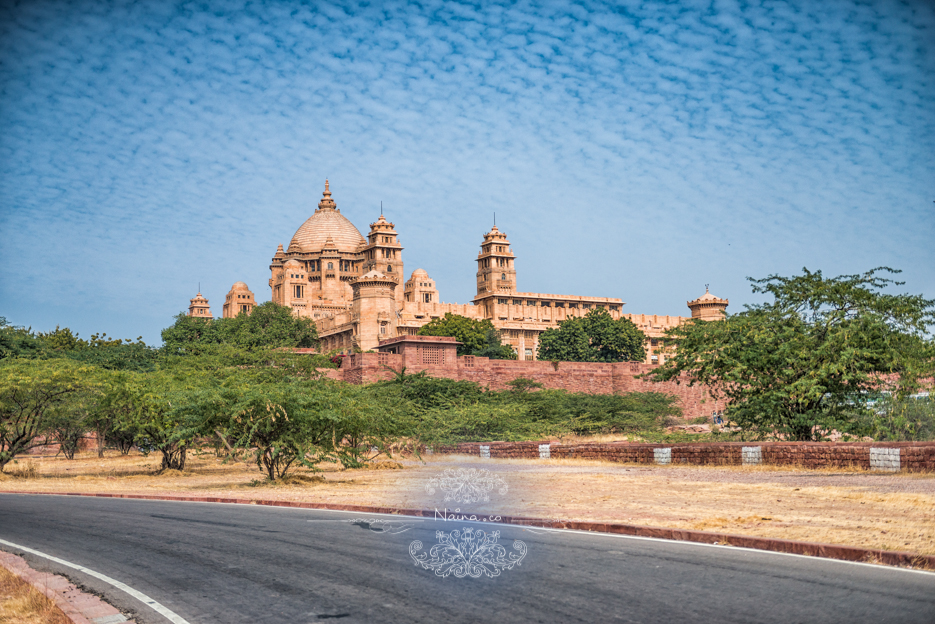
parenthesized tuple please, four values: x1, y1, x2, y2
(187, 292, 212, 318)
(361, 212, 405, 307)
(687, 287, 729, 320)
(475, 225, 516, 297)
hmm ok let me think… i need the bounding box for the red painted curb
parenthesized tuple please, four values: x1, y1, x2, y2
(0, 550, 131, 624)
(4, 490, 933, 571)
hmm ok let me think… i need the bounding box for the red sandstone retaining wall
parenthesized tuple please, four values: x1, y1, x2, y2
(427, 440, 935, 472)
(323, 353, 723, 420)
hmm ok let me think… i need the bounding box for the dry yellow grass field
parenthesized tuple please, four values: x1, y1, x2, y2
(0, 566, 69, 624)
(2, 449, 934, 556)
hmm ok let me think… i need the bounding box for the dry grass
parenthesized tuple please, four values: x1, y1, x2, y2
(0, 567, 69, 624)
(4, 449, 935, 557)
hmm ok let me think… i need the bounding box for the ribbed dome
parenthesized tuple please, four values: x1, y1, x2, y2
(289, 210, 365, 253)
(287, 181, 366, 253)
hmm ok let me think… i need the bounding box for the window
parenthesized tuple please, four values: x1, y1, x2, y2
(327, 262, 333, 270)
(380, 325, 386, 334)
(569, 303, 578, 309)
(501, 273, 506, 280)
(513, 299, 522, 305)
(527, 300, 536, 306)
(651, 355, 659, 364)
(498, 298, 508, 304)
(421, 346, 444, 365)
(582, 304, 591, 309)
(555, 302, 564, 308)
(387, 264, 393, 272)
(524, 349, 533, 361)
(540, 301, 551, 307)
(424, 293, 432, 303)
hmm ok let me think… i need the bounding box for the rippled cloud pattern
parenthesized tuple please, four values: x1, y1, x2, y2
(1, 0, 932, 341)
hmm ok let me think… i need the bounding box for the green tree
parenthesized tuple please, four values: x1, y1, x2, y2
(66, 343, 158, 372)
(107, 371, 207, 471)
(161, 302, 318, 352)
(417, 313, 516, 358)
(221, 302, 319, 348)
(537, 308, 646, 363)
(45, 400, 88, 459)
(647, 268, 935, 441)
(160, 315, 219, 352)
(227, 381, 400, 479)
(0, 359, 94, 471)
(865, 392, 935, 441)
(506, 377, 544, 394)
(0, 318, 43, 360)
(37, 326, 86, 351)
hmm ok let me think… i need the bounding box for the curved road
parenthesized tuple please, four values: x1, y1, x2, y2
(1, 494, 933, 623)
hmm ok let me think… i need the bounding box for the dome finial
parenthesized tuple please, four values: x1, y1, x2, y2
(317, 179, 337, 211)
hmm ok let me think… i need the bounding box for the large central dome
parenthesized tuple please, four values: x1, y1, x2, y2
(288, 181, 366, 253)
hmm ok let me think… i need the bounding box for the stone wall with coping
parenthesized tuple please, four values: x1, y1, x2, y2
(425, 440, 935, 472)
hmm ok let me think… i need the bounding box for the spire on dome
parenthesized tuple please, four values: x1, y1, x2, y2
(317, 179, 338, 212)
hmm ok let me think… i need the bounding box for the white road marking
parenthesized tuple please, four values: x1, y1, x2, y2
(0, 537, 191, 624)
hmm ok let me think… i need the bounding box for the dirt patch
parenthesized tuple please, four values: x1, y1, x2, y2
(4, 450, 934, 556)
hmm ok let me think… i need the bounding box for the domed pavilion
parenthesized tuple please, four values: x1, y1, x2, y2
(223, 281, 256, 318)
(269, 180, 370, 318)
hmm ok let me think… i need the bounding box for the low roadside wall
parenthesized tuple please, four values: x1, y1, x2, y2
(427, 440, 935, 472)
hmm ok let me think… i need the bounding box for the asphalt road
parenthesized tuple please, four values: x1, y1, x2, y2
(1, 494, 933, 623)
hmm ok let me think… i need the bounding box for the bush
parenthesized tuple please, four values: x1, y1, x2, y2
(864, 393, 935, 441)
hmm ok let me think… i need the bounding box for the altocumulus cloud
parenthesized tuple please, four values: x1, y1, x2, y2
(0, 0, 932, 343)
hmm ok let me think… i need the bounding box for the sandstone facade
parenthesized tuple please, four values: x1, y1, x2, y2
(213, 181, 729, 361)
(187, 292, 212, 318)
(222, 281, 256, 318)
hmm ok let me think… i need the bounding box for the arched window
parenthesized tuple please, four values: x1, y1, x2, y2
(501, 273, 506, 280)
(387, 265, 393, 272)
(327, 262, 333, 270)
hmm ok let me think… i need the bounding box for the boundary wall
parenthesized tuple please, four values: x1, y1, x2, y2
(427, 440, 935, 472)
(323, 351, 722, 420)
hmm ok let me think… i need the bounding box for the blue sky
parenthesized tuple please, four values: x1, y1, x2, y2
(1, 0, 933, 344)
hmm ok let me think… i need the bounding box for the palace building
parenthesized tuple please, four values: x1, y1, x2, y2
(191, 181, 727, 362)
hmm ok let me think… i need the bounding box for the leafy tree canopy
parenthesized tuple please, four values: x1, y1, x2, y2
(417, 313, 516, 359)
(1, 318, 157, 371)
(537, 308, 646, 363)
(0, 358, 99, 470)
(0, 318, 43, 360)
(161, 301, 318, 353)
(647, 267, 935, 441)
